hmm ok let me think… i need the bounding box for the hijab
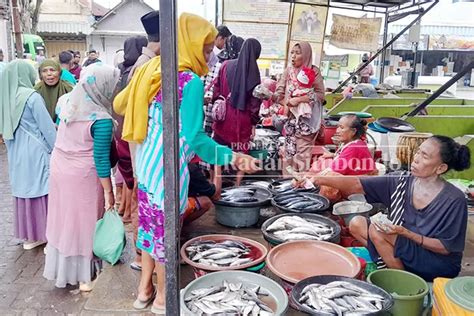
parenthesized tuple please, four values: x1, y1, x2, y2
(57, 63, 120, 124)
(0, 60, 37, 140)
(218, 35, 244, 61)
(120, 36, 148, 70)
(293, 41, 313, 70)
(228, 38, 261, 111)
(114, 12, 217, 143)
(34, 59, 74, 120)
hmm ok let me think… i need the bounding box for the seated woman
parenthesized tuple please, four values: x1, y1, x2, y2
(302, 135, 471, 281)
(311, 114, 375, 176)
(182, 163, 222, 225)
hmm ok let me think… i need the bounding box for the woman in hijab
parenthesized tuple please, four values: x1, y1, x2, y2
(274, 41, 325, 175)
(212, 38, 262, 186)
(114, 36, 148, 222)
(113, 13, 258, 314)
(0, 60, 56, 250)
(43, 64, 120, 291)
(35, 60, 74, 121)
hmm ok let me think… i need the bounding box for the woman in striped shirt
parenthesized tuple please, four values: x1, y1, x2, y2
(43, 64, 120, 291)
(114, 13, 259, 314)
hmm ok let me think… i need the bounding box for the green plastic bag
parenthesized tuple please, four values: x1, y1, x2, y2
(93, 210, 126, 265)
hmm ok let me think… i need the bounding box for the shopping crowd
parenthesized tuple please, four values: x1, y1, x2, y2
(0, 9, 471, 315)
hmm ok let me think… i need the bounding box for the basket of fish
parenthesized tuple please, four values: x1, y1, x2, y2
(181, 270, 288, 315)
(291, 275, 394, 315)
(269, 179, 319, 195)
(261, 214, 341, 247)
(215, 186, 272, 228)
(272, 192, 330, 213)
(181, 234, 268, 278)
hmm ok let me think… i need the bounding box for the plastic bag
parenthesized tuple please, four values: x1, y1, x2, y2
(93, 210, 126, 265)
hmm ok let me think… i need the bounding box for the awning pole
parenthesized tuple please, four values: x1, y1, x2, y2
(404, 61, 474, 118)
(159, 0, 181, 314)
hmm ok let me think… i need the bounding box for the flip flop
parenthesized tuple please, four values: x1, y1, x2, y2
(133, 290, 156, 310)
(151, 304, 165, 315)
(130, 262, 142, 271)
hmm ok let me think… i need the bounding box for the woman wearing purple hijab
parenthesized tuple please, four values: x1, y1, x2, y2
(212, 38, 262, 186)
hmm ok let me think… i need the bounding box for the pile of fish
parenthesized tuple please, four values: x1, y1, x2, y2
(273, 193, 325, 212)
(271, 180, 314, 195)
(220, 187, 259, 203)
(298, 281, 386, 315)
(185, 281, 274, 315)
(185, 240, 253, 268)
(265, 216, 334, 241)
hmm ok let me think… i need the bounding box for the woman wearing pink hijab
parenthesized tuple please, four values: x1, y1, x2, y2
(274, 41, 325, 175)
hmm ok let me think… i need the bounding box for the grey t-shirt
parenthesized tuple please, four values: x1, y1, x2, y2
(361, 174, 468, 281)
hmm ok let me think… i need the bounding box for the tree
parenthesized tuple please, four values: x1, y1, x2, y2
(18, 0, 42, 34)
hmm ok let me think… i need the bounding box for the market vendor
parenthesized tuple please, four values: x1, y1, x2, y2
(182, 163, 222, 224)
(311, 114, 375, 176)
(299, 135, 471, 281)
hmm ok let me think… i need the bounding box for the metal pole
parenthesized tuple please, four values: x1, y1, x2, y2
(333, 0, 438, 93)
(405, 61, 474, 117)
(380, 11, 389, 81)
(159, 0, 180, 314)
(11, 0, 23, 58)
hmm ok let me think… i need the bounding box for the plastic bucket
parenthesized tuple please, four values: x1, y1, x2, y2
(367, 269, 429, 316)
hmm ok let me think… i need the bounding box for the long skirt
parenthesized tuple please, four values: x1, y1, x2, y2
(14, 195, 48, 242)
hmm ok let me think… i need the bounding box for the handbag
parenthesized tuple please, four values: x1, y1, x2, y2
(211, 94, 229, 122)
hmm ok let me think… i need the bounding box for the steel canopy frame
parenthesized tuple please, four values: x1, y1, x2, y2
(286, 0, 438, 92)
(331, 0, 438, 92)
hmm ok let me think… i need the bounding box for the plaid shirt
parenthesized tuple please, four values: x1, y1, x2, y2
(201, 61, 222, 135)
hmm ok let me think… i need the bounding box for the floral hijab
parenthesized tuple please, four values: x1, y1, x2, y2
(58, 63, 120, 124)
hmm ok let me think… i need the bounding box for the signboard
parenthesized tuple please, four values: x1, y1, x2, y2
(329, 14, 382, 52)
(290, 4, 328, 43)
(223, 0, 290, 24)
(225, 22, 289, 59)
(322, 54, 349, 67)
(429, 35, 474, 50)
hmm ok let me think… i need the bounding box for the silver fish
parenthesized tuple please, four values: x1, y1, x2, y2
(186, 281, 274, 315)
(298, 281, 385, 315)
(229, 258, 252, 267)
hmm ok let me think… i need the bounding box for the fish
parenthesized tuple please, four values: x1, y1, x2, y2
(185, 281, 275, 315)
(271, 179, 316, 195)
(185, 240, 254, 268)
(274, 193, 325, 211)
(265, 216, 334, 242)
(298, 281, 386, 315)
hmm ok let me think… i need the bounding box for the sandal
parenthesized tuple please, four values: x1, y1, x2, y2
(130, 262, 142, 272)
(151, 304, 166, 315)
(133, 289, 156, 310)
